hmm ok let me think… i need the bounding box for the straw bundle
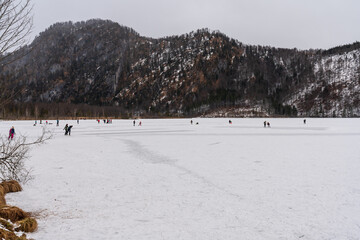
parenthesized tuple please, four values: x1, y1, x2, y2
(0, 228, 27, 240)
(0, 181, 22, 194)
(0, 217, 14, 231)
(0, 195, 6, 206)
(0, 181, 22, 207)
(15, 217, 38, 233)
(0, 181, 33, 239)
(0, 206, 29, 222)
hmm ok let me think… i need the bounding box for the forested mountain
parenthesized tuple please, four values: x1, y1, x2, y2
(0, 19, 359, 119)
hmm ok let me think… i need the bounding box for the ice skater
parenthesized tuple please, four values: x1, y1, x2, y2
(263, 121, 267, 127)
(8, 126, 15, 140)
(68, 125, 73, 135)
(303, 119, 306, 124)
(64, 124, 69, 135)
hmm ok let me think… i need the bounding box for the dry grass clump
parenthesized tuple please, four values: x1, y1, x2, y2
(0, 193, 6, 206)
(0, 181, 22, 207)
(0, 185, 5, 196)
(0, 180, 36, 239)
(15, 217, 37, 233)
(0, 228, 27, 240)
(0, 206, 29, 222)
(0, 181, 22, 194)
(0, 185, 7, 206)
(0, 217, 14, 231)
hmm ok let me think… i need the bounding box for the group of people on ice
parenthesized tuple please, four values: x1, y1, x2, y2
(63, 124, 73, 135)
(133, 120, 142, 126)
(263, 121, 271, 127)
(34, 119, 82, 127)
(190, 120, 199, 125)
(97, 119, 112, 124)
(7, 117, 310, 140)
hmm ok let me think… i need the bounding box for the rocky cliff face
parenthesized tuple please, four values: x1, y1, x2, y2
(285, 48, 360, 117)
(0, 19, 359, 118)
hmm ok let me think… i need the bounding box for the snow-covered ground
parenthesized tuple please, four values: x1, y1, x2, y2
(2, 118, 360, 240)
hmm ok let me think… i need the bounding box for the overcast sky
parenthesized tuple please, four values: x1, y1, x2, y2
(32, 0, 360, 50)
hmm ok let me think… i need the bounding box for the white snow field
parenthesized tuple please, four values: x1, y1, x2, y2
(2, 118, 360, 240)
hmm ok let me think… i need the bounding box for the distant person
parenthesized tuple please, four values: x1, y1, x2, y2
(303, 119, 306, 124)
(196, 122, 199, 125)
(263, 121, 267, 127)
(267, 122, 270, 127)
(138, 121, 142, 126)
(229, 120, 232, 124)
(56, 119, 59, 126)
(64, 124, 69, 135)
(133, 120, 136, 126)
(77, 119, 79, 124)
(8, 126, 15, 140)
(190, 120, 193, 125)
(68, 125, 73, 135)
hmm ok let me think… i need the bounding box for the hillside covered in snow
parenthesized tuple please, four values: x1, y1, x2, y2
(0, 19, 359, 118)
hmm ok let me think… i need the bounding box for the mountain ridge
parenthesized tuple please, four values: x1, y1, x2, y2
(0, 19, 359, 118)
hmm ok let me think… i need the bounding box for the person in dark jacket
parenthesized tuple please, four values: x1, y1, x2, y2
(64, 124, 69, 135)
(68, 125, 73, 135)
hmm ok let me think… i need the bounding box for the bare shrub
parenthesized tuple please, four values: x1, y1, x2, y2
(0, 127, 51, 182)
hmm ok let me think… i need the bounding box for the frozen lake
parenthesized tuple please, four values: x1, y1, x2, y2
(3, 118, 360, 240)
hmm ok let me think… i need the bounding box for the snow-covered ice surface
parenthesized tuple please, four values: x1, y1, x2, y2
(2, 118, 360, 240)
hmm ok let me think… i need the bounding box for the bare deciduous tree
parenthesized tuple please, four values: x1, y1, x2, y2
(0, 127, 51, 182)
(0, 1, 39, 182)
(0, 0, 33, 60)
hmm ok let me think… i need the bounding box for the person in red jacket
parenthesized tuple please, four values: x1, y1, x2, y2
(8, 126, 15, 140)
